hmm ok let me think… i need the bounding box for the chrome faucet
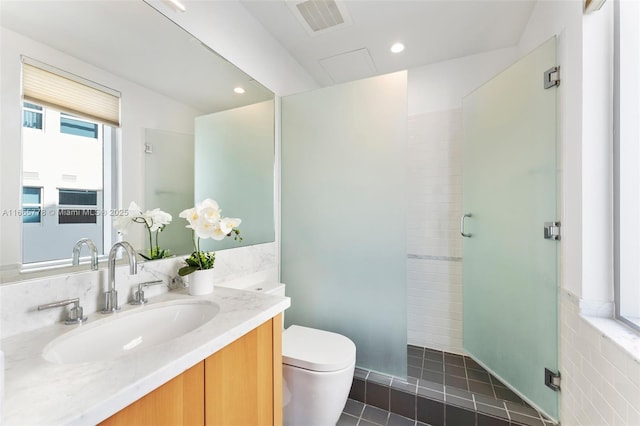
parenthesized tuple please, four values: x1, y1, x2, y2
(71, 238, 99, 270)
(102, 241, 137, 314)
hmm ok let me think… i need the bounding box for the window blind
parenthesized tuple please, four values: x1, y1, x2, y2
(22, 62, 120, 127)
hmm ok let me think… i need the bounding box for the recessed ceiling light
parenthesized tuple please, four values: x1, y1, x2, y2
(234, 87, 246, 94)
(390, 42, 405, 54)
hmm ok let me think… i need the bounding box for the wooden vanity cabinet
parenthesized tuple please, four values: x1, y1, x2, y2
(99, 314, 282, 426)
(99, 362, 204, 426)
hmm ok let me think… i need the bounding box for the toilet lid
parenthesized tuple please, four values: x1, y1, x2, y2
(282, 325, 356, 372)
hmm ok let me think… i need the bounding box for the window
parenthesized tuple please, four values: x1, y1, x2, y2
(21, 59, 120, 265)
(22, 102, 43, 129)
(22, 186, 42, 223)
(58, 189, 98, 206)
(60, 113, 98, 138)
(614, 0, 640, 331)
(58, 189, 98, 224)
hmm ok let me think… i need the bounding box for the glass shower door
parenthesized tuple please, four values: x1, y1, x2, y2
(462, 37, 559, 420)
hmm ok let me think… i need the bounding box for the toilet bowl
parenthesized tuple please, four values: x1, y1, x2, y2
(282, 325, 356, 426)
(243, 282, 356, 426)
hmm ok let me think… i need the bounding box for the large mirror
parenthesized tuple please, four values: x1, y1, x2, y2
(0, 0, 275, 283)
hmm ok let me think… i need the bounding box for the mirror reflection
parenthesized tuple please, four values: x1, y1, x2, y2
(0, 0, 275, 282)
(21, 60, 120, 264)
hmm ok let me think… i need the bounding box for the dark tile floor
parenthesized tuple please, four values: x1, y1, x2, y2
(407, 345, 528, 405)
(341, 345, 555, 426)
(339, 399, 426, 426)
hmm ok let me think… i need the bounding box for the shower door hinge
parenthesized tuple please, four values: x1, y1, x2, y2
(144, 143, 153, 154)
(545, 368, 561, 391)
(544, 66, 560, 89)
(544, 222, 561, 240)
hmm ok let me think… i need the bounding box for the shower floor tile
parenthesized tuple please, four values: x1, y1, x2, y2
(407, 345, 527, 404)
(347, 346, 556, 426)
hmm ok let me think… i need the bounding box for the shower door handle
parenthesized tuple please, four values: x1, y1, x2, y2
(460, 213, 472, 238)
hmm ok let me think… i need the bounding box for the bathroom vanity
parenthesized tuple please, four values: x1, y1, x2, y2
(1, 286, 289, 425)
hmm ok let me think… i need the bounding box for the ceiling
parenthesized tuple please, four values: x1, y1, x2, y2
(1, 0, 537, 104)
(239, 0, 537, 87)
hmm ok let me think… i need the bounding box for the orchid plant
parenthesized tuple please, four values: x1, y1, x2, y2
(113, 201, 173, 260)
(178, 198, 242, 276)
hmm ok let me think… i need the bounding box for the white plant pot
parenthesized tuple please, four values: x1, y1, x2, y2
(188, 268, 215, 296)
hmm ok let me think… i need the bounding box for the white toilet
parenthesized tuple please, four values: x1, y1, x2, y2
(246, 282, 356, 426)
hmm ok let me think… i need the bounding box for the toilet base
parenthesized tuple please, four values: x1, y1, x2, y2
(282, 361, 355, 426)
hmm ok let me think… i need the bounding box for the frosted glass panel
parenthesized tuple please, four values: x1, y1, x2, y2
(282, 72, 407, 377)
(462, 37, 558, 419)
(144, 129, 193, 256)
(195, 100, 275, 251)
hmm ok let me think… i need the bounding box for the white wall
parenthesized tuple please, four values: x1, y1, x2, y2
(0, 28, 200, 269)
(408, 48, 519, 116)
(406, 48, 517, 353)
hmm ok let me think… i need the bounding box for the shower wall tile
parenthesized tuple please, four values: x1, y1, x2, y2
(407, 108, 464, 354)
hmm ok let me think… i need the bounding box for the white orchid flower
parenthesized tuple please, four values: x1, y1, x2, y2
(113, 202, 173, 260)
(198, 198, 219, 210)
(193, 218, 218, 240)
(197, 198, 221, 224)
(219, 217, 242, 235)
(145, 208, 172, 232)
(178, 199, 242, 276)
(113, 201, 143, 235)
(128, 201, 143, 216)
(156, 209, 172, 225)
(208, 222, 227, 240)
(179, 207, 199, 227)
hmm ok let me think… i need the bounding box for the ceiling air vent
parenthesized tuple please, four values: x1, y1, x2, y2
(288, 0, 352, 36)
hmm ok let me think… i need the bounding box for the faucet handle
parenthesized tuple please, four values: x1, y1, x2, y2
(38, 298, 88, 325)
(130, 280, 165, 305)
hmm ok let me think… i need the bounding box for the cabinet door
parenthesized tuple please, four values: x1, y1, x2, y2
(99, 361, 204, 426)
(205, 316, 281, 426)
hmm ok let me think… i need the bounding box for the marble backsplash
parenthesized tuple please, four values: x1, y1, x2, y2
(0, 242, 278, 339)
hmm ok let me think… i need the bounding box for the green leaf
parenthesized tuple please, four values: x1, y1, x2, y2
(178, 265, 198, 276)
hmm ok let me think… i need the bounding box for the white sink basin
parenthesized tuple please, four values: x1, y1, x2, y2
(43, 300, 219, 364)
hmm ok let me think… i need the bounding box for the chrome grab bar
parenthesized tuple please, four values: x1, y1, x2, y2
(460, 213, 472, 238)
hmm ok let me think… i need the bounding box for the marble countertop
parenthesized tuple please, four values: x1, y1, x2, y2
(1, 286, 290, 425)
